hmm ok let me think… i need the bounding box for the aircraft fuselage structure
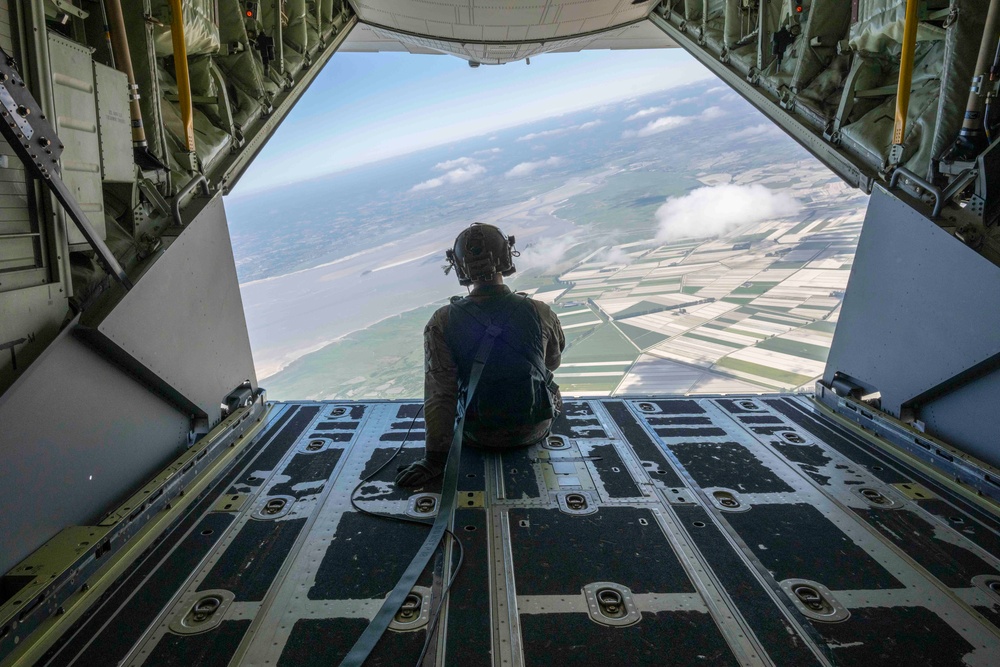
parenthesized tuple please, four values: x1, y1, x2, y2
(0, 1, 998, 665)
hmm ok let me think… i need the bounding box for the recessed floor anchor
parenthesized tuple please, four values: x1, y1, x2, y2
(780, 579, 850, 623)
(707, 487, 750, 512)
(301, 437, 330, 453)
(168, 589, 234, 635)
(543, 434, 570, 449)
(779, 431, 806, 444)
(557, 490, 598, 515)
(583, 582, 640, 627)
(329, 406, 349, 418)
(973, 575, 1000, 606)
(252, 495, 295, 520)
(389, 586, 431, 632)
(636, 401, 659, 413)
(852, 486, 899, 509)
(405, 493, 440, 519)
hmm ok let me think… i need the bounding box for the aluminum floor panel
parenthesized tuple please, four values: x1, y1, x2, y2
(38, 397, 1000, 667)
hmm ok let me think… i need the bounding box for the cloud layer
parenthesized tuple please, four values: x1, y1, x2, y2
(434, 156, 478, 170)
(624, 116, 690, 138)
(655, 184, 802, 241)
(730, 124, 780, 140)
(516, 234, 581, 271)
(517, 120, 602, 142)
(411, 159, 486, 192)
(506, 157, 564, 178)
(625, 106, 670, 121)
(623, 105, 727, 138)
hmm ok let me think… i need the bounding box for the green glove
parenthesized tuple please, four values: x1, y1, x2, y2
(394, 452, 447, 487)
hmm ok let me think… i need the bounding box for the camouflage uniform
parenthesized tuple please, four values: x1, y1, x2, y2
(423, 284, 565, 456)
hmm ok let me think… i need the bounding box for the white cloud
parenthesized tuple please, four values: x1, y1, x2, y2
(623, 116, 691, 138)
(625, 106, 670, 121)
(516, 234, 581, 271)
(655, 184, 802, 241)
(434, 156, 477, 170)
(622, 104, 727, 138)
(505, 157, 564, 178)
(517, 128, 567, 142)
(731, 124, 780, 140)
(475, 147, 502, 155)
(411, 163, 487, 192)
(594, 246, 633, 266)
(517, 120, 602, 141)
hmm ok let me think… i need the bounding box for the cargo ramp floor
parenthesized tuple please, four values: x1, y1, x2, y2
(35, 397, 1000, 667)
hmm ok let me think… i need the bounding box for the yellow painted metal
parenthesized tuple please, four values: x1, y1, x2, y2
(212, 492, 249, 513)
(459, 491, 485, 508)
(168, 0, 196, 153)
(0, 404, 271, 667)
(893, 482, 936, 501)
(892, 0, 920, 146)
(813, 398, 1000, 518)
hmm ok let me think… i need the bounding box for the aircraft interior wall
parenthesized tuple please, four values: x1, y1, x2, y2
(1, 1, 1000, 662)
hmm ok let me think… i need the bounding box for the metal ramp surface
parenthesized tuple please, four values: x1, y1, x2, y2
(39, 397, 1000, 667)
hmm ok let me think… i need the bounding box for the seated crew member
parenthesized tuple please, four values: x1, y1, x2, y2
(395, 223, 566, 487)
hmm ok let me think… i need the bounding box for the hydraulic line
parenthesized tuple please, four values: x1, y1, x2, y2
(167, 0, 196, 154)
(103, 0, 145, 149)
(956, 0, 1000, 153)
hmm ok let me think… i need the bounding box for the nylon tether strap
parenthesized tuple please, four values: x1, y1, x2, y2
(339, 297, 522, 667)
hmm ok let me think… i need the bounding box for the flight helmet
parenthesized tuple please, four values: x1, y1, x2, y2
(445, 223, 519, 286)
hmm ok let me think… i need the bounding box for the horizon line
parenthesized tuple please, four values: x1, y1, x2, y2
(225, 75, 714, 200)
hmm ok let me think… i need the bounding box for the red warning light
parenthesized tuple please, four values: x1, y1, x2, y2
(795, 5, 803, 11)
(246, 10, 252, 16)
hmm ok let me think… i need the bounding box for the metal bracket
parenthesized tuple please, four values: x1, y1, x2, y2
(137, 178, 171, 216)
(0, 336, 30, 371)
(0, 47, 131, 289)
(889, 167, 943, 218)
(888, 142, 905, 167)
(48, 0, 89, 19)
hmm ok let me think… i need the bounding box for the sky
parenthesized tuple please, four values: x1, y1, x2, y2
(231, 47, 711, 196)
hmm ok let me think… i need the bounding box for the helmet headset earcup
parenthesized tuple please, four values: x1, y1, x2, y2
(446, 223, 517, 285)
